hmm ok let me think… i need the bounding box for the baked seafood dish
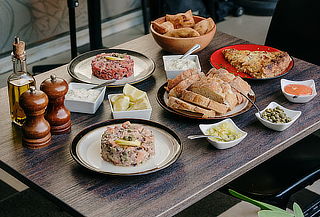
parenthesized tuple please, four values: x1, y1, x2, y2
(91, 53, 134, 80)
(101, 121, 155, 166)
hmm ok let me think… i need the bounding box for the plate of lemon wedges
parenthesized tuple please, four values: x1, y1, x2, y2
(108, 84, 152, 119)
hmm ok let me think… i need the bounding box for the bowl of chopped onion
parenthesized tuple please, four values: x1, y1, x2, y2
(199, 118, 247, 149)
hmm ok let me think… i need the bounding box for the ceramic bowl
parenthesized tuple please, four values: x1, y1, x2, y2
(150, 16, 216, 54)
(65, 82, 106, 114)
(255, 102, 301, 131)
(281, 79, 317, 103)
(108, 93, 152, 120)
(199, 119, 247, 149)
(162, 55, 201, 79)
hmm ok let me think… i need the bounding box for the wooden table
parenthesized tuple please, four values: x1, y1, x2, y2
(1, 32, 320, 217)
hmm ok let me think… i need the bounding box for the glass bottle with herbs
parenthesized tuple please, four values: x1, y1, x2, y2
(7, 37, 36, 126)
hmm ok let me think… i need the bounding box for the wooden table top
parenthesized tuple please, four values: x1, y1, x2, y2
(1, 32, 320, 217)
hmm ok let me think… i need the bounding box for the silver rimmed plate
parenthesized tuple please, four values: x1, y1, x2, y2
(70, 119, 182, 176)
(157, 83, 255, 119)
(67, 49, 155, 87)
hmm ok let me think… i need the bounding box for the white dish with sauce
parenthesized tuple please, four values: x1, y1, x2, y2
(163, 55, 201, 79)
(65, 82, 106, 114)
(255, 102, 301, 131)
(281, 79, 317, 103)
(199, 119, 247, 149)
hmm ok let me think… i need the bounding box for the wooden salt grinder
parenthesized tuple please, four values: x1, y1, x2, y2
(19, 87, 51, 149)
(40, 75, 71, 134)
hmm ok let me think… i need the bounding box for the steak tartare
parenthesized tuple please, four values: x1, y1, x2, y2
(101, 121, 155, 166)
(91, 53, 134, 80)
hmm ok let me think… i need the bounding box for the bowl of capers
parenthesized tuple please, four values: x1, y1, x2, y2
(255, 102, 301, 131)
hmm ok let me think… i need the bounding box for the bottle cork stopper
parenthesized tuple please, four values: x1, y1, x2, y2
(12, 36, 25, 59)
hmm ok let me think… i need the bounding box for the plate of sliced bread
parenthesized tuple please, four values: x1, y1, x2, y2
(157, 68, 255, 119)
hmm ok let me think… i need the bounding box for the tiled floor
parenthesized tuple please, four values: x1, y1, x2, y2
(1, 14, 319, 217)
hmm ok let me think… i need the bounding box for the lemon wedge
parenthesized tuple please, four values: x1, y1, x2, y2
(123, 84, 147, 101)
(104, 56, 124, 61)
(110, 94, 124, 103)
(129, 97, 151, 110)
(113, 95, 130, 111)
(115, 139, 141, 147)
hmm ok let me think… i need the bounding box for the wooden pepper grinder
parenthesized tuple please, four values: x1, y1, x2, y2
(40, 75, 71, 134)
(19, 86, 51, 149)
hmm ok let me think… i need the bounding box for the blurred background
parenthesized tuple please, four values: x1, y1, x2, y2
(0, 0, 276, 74)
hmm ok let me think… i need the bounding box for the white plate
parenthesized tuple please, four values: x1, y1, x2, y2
(157, 83, 256, 119)
(163, 91, 249, 117)
(70, 119, 182, 175)
(67, 49, 155, 87)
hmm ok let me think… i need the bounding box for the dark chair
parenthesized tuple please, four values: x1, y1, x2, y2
(225, 134, 320, 209)
(265, 0, 320, 66)
(225, 0, 320, 213)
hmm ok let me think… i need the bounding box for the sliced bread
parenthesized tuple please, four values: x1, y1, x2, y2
(207, 68, 235, 83)
(189, 78, 225, 103)
(167, 96, 216, 118)
(208, 67, 251, 95)
(220, 83, 238, 111)
(168, 74, 202, 97)
(229, 76, 251, 95)
(167, 69, 201, 90)
(180, 90, 229, 114)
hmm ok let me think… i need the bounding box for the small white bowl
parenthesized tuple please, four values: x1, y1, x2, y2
(199, 119, 247, 149)
(162, 55, 201, 79)
(65, 83, 106, 114)
(108, 93, 152, 120)
(255, 102, 301, 131)
(281, 79, 317, 103)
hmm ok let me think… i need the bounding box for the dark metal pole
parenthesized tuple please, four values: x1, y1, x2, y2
(141, 0, 149, 34)
(67, 0, 79, 59)
(87, 0, 103, 50)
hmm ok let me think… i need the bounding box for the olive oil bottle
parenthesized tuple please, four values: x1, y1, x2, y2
(7, 37, 35, 126)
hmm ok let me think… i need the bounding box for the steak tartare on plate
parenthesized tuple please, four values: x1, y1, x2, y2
(101, 121, 155, 166)
(91, 53, 134, 80)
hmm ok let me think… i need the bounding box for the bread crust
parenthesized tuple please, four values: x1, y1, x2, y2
(165, 10, 195, 29)
(168, 74, 202, 97)
(168, 96, 216, 118)
(180, 90, 228, 114)
(167, 69, 201, 90)
(151, 21, 174, 34)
